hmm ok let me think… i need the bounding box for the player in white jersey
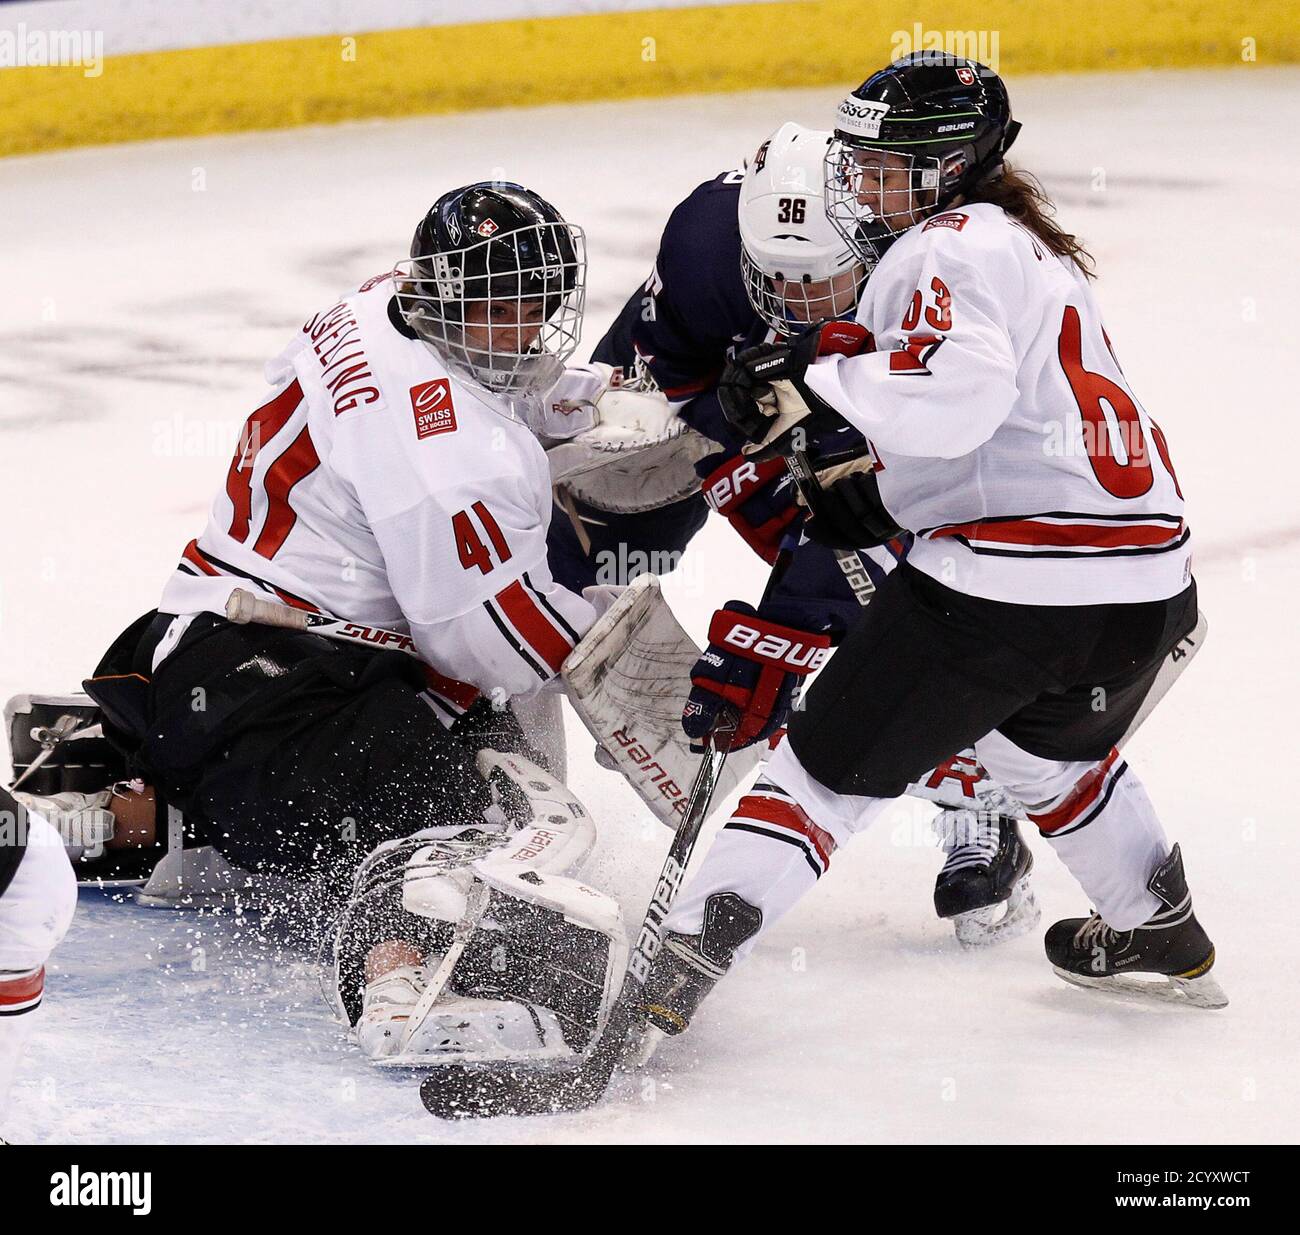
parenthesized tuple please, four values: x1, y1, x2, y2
(80, 184, 629, 1063)
(0, 786, 77, 1135)
(632, 55, 1223, 1054)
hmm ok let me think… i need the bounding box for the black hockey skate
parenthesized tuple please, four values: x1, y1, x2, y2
(1045, 844, 1226, 1009)
(633, 892, 761, 1050)
(933, 809, 1039, 948)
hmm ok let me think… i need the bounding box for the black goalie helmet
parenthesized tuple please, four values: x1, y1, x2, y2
(394, 182, 586, 396)
(824, 54, 1020, 266)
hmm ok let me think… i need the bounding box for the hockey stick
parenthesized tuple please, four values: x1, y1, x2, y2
(418, 548, 800, 1117)
(224, 589, 421, 658)
(419, 721, 735, 1119)
(781, 450, 876, 608)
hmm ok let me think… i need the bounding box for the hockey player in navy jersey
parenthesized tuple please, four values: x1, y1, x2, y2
(548, 123, 1037, 945)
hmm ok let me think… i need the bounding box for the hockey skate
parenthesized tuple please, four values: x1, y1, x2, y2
(631, 891, 762, 1063)
(356, 965, 429, 1060)
(933, 809, 1039, 948)
(1045, 844, 1227, 1009)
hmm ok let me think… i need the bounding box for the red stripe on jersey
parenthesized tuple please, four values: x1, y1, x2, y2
(270, 587, 318, 613)
(1028, 748, 1121, 834)
(930, 518, 1183, 550)
(422, 665, 481, 711)
(732, 792, 836, 869)
(495, 580, 574, 674)
(471, 502, 512, 564)
(662, 374, 718, 400)
(181, 539, 221, 576)
(226, 380, 303, 542)
(251, 425, 321, 559)
(0, 967, 44, 1008)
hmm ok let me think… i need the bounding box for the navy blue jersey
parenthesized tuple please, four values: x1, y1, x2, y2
(581, 168, 904, 637)
(592, 169, 770, 448)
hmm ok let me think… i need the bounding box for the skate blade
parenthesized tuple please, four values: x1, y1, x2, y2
(1051, 966, 1228, 1009)
(953, 877, 1041, 949)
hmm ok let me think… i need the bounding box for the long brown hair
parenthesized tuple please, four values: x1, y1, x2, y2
(964, 163, 1095, 279)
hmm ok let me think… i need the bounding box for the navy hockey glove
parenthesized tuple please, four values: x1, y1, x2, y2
(698, 451, 802, 565)
(717, 321, 872, 448)
(683, 602, 832, 752)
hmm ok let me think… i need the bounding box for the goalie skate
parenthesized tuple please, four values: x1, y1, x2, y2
(933, 809, 1040, 948)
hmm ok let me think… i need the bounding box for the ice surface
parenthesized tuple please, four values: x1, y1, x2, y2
(1, 67, 1297, 1143)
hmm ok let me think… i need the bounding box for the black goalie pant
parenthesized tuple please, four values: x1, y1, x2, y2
(86, 612, 536, 895)
(788, 562, 1198, 799)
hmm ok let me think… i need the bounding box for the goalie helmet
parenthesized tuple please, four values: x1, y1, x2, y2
(394, 182, 586, 397)
(824, 53, 1020, 266)
(738, 122, 868, 333)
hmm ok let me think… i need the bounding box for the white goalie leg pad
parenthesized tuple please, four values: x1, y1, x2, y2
(473, 749, 595, 877)
(389, 865, 626, 1067)
(563, 574, 762, 829)
(344, 755, 624, 1067)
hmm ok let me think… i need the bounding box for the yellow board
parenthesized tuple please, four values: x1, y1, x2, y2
(2, 0, 1294, 157)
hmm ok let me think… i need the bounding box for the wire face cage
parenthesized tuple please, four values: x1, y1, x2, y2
(396, 221, 586, 397)
(824, 142, 943, 265)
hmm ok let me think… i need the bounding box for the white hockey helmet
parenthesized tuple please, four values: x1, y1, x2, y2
(738, 122, 869, 333)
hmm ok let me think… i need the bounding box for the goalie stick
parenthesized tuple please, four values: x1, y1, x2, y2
(224, 589, 421, 657)
(419, 720, 735, 1119)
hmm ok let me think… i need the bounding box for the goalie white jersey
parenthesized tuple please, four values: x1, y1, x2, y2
(804, 203, 1191, 606)
(158, 275, 597, 706)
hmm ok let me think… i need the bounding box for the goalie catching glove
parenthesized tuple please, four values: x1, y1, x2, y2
(718, 320, 872, 451)
(683, 603, 832, 752)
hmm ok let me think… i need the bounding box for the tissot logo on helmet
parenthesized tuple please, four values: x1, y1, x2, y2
(824, 54, 1019, 267)
(835, 97, 891, 139)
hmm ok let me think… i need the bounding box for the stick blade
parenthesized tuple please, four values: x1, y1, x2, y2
(419, 1059, 605, 1120)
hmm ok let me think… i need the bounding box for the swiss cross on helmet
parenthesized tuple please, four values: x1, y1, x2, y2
(395, 182, 586, 396)
(824, 54, 1020, 266)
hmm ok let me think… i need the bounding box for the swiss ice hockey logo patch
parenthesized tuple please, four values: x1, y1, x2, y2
(410, 379, 457, 439)
(956, 66, 976, 85)
(476, 218, 499, 238)
(923, 211, 969, 233)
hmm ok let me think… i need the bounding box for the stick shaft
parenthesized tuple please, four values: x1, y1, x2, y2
(224, 588, 420, 658)
(783, 451, 875, 607)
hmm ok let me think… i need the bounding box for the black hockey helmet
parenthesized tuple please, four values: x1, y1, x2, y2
(395, 182, 586, 396)
(824, 54, 1020, 265)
